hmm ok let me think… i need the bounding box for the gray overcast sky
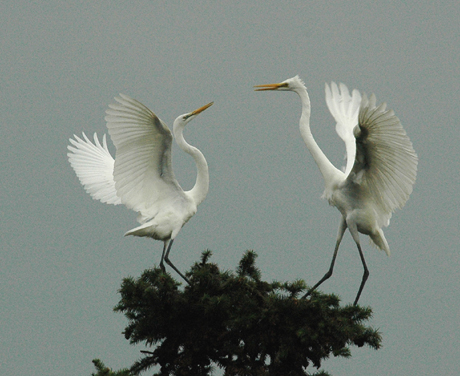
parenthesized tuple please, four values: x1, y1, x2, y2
(1, 1, 459, 375)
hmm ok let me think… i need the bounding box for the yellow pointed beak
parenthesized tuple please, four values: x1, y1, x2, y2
(192, 102, 214, 115)
(254, 83, 287, 91)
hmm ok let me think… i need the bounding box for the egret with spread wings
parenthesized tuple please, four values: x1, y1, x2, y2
(255, 76, 417, 304)
(68, 94, 213, 283)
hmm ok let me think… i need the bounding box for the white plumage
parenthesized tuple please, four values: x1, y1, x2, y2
(256, 76, 417, 304)
(68, 133, 121, 205)
(68, 94, 213, 283)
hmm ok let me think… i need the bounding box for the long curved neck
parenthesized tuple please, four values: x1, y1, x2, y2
(296, 87, 340, 184)
(173, 124, 209, 205)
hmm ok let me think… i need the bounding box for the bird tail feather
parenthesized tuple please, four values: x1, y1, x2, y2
(369, 229, 390, 256)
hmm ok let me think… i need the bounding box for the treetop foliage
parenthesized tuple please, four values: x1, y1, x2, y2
(92, 250, 381, 376)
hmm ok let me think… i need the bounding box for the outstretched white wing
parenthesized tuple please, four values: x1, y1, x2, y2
(348, 93, 418, 217)
(325, 82, 362, 177)
(67, 132, 121, 205)
(105, 94, 183, 216)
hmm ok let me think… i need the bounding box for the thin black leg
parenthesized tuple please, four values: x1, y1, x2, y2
(353, 242, 369, 306)
(303, 217, 347, 299)
(159, 241, 168, 272)
(164, 239, 191, 285)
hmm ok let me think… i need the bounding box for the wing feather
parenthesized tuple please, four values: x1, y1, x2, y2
(325, 82, 362, 176)
(349, 93, 418, 217)
(67, 132, 121, 205)
(104, 94, 182, 215)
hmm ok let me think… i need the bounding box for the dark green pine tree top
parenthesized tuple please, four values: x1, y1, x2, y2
(92, 250, 381, 376)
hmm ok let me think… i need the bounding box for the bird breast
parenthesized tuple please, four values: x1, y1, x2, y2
(128, 195, 197, 240)
(327, 182, 382, 233)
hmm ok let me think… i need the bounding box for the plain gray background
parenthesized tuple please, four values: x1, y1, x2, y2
(1, 1, 459, 375)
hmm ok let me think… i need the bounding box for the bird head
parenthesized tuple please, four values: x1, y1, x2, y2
(177, 102, 214, 126)
(254, 75, 306, 93)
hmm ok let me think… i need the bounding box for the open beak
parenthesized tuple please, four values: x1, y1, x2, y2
(192, 102, 214, 115)
(254, 83, 286, 91)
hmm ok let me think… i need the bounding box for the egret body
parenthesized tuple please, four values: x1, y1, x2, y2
(68, 94, 213, 283)
(256, 76, 417, 304)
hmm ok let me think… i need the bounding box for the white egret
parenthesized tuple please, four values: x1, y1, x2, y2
(67, 94, 213, 283)
(255, 76, 417, 305)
